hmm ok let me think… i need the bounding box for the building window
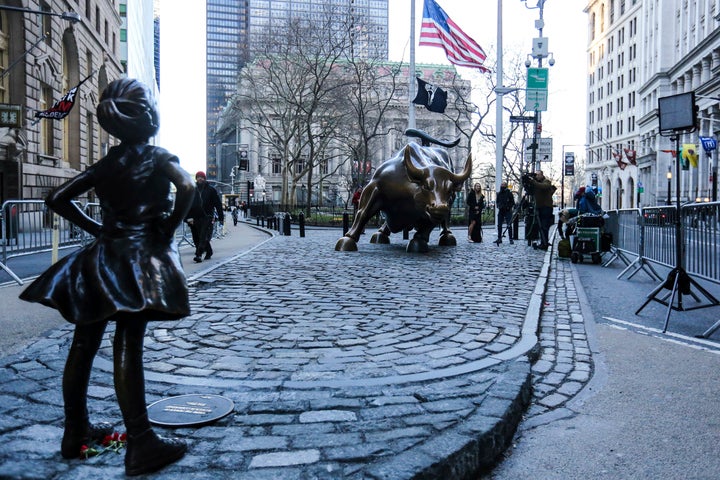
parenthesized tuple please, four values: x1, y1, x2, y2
(40, 84, 55, 156)
(41, 2, 52, 45)
(272, 156, 281, 175)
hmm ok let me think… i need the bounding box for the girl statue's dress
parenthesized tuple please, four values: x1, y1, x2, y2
(19, 78, 195, 476)
(21, 143, 190, 324)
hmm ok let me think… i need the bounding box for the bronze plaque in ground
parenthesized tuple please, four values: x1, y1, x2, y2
(148, 394, 234, 427)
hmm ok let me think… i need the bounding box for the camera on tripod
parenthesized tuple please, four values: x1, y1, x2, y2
(521, 172, 537, 194)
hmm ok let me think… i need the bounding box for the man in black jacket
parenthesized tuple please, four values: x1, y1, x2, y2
(185, 171, 224, 262)
(495, 181, 516, 245)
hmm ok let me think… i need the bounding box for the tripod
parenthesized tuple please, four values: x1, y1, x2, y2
(495, 187, 542, 247)
(635, 133, 719, 333)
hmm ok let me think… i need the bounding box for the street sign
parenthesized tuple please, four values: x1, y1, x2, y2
(509, 115, 536, 123)
(525, 67, 549, 111)
(526, 68, 549, 89)
(524, 137, 553, 163)
(564, 152, 575, 176)
(525, 89, 548, 111)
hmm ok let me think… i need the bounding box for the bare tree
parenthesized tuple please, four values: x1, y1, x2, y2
(442, 49, 531, 189)
(225, 7, 354, 212)
(339, 27, 405, 189)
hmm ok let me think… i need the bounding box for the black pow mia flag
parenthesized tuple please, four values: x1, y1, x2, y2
(412, 77, 447, 114)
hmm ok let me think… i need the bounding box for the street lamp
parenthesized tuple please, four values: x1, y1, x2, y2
(666, 168, 672, 205)
(0, 5, 82, 23)
(262, 189, 266, 218)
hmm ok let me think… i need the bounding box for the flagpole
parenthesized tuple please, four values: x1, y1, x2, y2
(494, 0, 503, 195)
(409, 0, 416, 130)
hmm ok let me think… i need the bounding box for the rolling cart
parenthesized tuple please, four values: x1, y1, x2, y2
(569, 214, 610, 264)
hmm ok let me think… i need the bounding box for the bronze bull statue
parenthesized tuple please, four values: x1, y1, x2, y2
(335, 130, 471, 253)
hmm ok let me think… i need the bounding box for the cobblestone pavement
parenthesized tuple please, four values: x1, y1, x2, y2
(0, 225, 594, 479)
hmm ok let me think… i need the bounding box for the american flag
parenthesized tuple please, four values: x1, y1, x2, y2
(419, 0, 489, 72)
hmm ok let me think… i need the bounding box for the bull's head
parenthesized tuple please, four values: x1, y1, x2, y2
(404, 146, 472, 222)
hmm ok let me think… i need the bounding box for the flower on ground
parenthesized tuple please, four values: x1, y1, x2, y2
(79, 432, 127, 459)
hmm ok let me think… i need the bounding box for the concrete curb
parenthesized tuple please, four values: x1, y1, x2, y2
(364, 358, 533, 480)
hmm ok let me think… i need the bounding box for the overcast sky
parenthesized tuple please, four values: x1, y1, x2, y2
(159, 0, 587, 175)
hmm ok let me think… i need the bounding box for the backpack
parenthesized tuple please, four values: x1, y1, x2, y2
(558, 238, 572, 258)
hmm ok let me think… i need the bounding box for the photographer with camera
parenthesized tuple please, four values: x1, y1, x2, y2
(523, 170, 556, 251)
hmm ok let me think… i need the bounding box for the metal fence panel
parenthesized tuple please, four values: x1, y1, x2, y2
(683, 202, 720, 283)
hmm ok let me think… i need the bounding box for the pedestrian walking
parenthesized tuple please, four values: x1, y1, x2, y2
(185, 171, 224, 262)
(495, 181, 515, 245)
(18, 78, 194, 476)
(466, 182, 485, 242)
(231, 206, 239, 226)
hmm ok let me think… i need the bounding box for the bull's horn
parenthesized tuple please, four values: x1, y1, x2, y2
(404, 145, 427, 182)
(450, 153, 472, 184)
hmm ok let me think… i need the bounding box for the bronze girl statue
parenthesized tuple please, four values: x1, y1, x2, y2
(20, 78, 195, 475)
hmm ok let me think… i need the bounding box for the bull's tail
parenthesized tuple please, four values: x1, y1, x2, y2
(404, 128, 460, 148)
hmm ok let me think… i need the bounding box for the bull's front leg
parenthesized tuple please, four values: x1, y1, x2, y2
(335, 186, 381, 251)
(438, 218, 457, 246)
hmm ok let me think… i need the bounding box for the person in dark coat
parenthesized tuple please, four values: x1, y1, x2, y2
(495, 181, 516, 245)
(19, 78, 194, 475)
(466, 182, 485, 242)
(525, 170, 557, 250)
(185, 171, 224, 262)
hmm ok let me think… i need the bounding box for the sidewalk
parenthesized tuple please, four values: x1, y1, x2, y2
(490, 254, 720, 479)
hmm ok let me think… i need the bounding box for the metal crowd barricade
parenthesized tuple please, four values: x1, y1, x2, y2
(682, 201, 720, 284)
(1, 199, 87, 285)
(640, 205, 678, 270)
(611, 208, 661, 281)
(599, 210, 623, 266)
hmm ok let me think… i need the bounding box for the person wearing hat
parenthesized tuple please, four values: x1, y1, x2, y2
(19, 78, 193, 475)
(185, 171, 224, 262)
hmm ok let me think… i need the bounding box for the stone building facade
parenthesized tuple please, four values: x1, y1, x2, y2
(584, 0, 720, 209)
(0, 0, 123, 203)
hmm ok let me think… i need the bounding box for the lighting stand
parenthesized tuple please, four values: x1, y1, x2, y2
(635, 133, 719, 333)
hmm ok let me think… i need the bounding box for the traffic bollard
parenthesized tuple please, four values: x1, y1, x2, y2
(283, 213, 291, 236)
(299, 212, 305, 237)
